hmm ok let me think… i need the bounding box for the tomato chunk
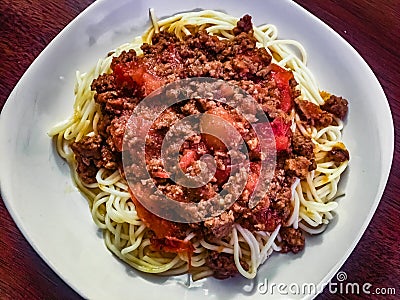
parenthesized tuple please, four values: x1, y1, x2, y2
(112, 61, 164, 96)
(130, 192, 179, 238)
(179, 150, 198, 172)
(270, 117, 291, 151)
(270, 64, 294, 113)
(130, 192, 194, 255)
(151, 237, 194, 254)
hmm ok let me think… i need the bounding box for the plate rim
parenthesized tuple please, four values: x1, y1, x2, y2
(0, 0, 394, 298)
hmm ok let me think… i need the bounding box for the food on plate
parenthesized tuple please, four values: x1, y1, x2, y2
(49, 10, 349, 280)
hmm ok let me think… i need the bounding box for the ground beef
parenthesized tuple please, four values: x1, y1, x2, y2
(288, 132, 317, 173)
(321, 95, 348, 120)
(74, 14, 349, 279)
(270, 185, 292, 224)
(292, 131, 314, 158)
(187, 183, 217, 203)
(91, 73, 116, 94)
(206, 251, 249, 279)
(71, 138, 101, 183)
(180, 99, 201, 115)
(236, 169, 292, 232)
(92, 70, 140, 116)
(71, 135, 118, 183)
(279, 227, 305, 253)
(96, 113, 112, 138)
(151, 107, 182, 130)
(107, 112, 130, 152)
(71, 135, 102, 164)
(295, 98, 334, 127)
(204, 211, 235, 240)
(284, 156, 312, 179)
(327, 147, 350, 164)
(233, 14, 253, 35)
(157, 184, 185, 202)
(110, 49, 137, 68)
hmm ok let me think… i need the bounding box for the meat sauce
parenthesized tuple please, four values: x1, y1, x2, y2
(71, 15, 349, 278)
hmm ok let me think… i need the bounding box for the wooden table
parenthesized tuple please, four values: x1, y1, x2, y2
(0, 1, 399, 299)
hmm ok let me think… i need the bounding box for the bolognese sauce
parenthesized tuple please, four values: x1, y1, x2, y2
(68, 15, 348, 279)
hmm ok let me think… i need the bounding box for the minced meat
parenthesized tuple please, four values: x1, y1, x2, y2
(70, 14, 348, 279)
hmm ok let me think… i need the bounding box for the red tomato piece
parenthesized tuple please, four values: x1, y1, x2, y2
(270, 64, 294, 113)
(270, 117, 291, 151)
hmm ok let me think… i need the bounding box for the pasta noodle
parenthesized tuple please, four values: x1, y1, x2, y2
(49, 9, 349, 280)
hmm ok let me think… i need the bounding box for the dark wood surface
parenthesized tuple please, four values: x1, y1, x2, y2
(0, 1, 399, 299)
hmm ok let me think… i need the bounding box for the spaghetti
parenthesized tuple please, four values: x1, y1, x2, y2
(49, 10, 349, 280)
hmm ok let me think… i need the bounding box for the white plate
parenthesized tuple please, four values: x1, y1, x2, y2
(0, 0, 394, 299)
